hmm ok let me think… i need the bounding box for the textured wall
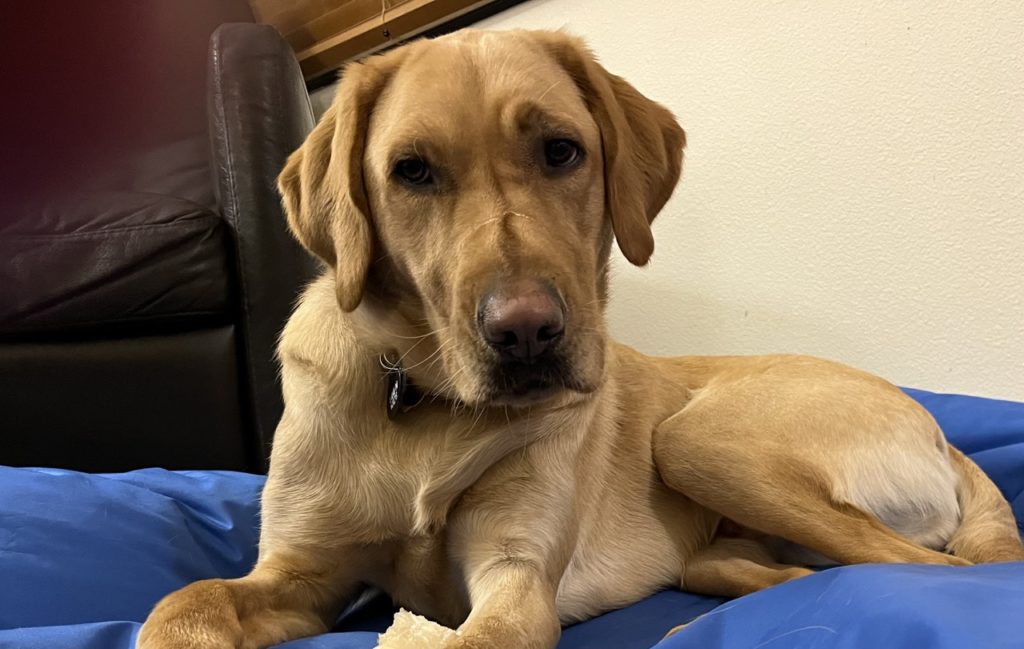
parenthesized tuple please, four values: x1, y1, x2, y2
(473, 0, 1024, 400)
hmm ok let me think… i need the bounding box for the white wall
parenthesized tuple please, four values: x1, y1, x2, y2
(473, 0, 1024, 400)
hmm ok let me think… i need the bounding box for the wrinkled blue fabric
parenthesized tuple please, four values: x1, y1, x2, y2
(1, 388, 1021, 649)
(656, 563, 1024, 649)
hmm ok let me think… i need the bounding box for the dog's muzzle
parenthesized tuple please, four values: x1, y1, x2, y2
(477, 278, 570, 402)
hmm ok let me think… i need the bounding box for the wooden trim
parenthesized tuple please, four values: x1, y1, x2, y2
(251, 0, 501, 81)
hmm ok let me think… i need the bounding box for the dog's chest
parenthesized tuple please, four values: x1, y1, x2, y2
(351, 413, 550, 537)
(554, 486, 704, 623)
(375, 533, 472, 627)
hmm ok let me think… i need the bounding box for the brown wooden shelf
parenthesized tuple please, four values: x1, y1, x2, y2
(250, 0, 501, 80)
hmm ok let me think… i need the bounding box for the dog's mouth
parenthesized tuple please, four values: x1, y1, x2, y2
(482, 353, 585, 407)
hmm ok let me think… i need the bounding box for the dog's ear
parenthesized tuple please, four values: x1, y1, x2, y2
(278, 53, 403, 311)
(535, 32, 686, 266)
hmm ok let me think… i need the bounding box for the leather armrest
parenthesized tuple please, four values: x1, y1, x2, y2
(208, 23, 320, 468)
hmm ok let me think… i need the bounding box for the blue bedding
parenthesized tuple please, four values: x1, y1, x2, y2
(2, 388, 1022, 649)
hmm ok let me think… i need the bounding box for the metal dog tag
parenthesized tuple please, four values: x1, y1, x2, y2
(386, 365, 407, 420)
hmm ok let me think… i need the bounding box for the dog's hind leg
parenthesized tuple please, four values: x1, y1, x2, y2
(660, 537, 813, 640)
(681, 536, 814, 597)
(652, 398, 971, 569)
(945, 446, 1024, 562)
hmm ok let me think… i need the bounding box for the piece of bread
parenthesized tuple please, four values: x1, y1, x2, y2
(375, 608, 459, 648)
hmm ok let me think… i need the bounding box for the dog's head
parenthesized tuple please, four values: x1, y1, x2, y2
(279, 30, 684, 408)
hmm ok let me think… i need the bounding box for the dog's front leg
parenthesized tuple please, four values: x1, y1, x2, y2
(452, 551, 562, 649)
(379, 517, 565, 649)
(138, 546, 365, 649)
(445, 475, 574, 649)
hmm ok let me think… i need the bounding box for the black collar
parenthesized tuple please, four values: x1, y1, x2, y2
(382, 355, 424, 420)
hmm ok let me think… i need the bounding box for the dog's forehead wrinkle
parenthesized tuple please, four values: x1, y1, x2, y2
(415, 33, 578, 111)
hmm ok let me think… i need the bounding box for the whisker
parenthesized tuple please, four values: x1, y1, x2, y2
(536, 80, 562, 103)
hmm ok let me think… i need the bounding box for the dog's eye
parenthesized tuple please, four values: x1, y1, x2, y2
(394, 158, 433, 185)
(544, 139, 582, 168)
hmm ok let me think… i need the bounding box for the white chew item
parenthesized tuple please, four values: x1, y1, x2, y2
(375, 608, 459, 648)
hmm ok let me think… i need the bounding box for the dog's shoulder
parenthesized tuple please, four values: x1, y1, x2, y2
(276, 273, 378, 406)
(280, 273, 349, 354)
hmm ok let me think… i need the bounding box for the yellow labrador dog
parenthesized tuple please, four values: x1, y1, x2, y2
(139, 29, 1024, 649)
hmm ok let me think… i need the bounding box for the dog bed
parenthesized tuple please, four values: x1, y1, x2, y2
(1, 388, 1022, 649)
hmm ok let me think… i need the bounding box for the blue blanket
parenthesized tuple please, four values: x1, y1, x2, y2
(2, 388, 1022, 649)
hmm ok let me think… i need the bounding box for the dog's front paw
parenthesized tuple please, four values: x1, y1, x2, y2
(137, 580, 243, 649)
(374, 609, 458, 648)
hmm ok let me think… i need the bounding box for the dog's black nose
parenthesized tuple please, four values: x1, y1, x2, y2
(478, 280, 565, 362)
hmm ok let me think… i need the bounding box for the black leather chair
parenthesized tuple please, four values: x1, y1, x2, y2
(0, 2, 318, 473)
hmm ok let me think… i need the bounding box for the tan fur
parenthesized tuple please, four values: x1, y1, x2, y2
(138, 29, 1023, 649)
